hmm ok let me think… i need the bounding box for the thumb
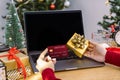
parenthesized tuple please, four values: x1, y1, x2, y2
(52, 58, 56, 64)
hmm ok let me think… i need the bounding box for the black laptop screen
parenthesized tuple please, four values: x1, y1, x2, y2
(24, 10, 84, 52)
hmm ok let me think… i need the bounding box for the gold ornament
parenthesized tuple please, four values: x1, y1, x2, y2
(9, 37, 12, 41)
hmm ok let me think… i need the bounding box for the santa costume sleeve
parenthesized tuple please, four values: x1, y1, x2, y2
(105, 47, 120, 67)
(42, 68, 61, 80)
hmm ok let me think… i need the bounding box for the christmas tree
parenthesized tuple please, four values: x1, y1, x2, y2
(14, 0, 70, 28)
(5, 0, 25, 49)
(98, 0, 120, 34)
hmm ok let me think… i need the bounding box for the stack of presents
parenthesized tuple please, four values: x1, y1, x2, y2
(0, 33, 89, 80)
(0, 48, 33, 80)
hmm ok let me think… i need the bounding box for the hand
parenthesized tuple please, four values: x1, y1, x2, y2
(84, 41, 109, 62)
(36, 48, 56, 73)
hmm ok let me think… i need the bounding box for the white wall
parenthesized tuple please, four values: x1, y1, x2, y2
(0, 0, 10, 43)
(67, 0, 110, 41)
(0, 0, 110, 43)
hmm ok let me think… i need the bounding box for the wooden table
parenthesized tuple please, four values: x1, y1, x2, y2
(55, 63, 120, 80)
(12, 48, 120, 80)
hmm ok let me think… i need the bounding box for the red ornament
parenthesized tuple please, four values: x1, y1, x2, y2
(110, 25, 115, 32)
(50, 4, 55, 9)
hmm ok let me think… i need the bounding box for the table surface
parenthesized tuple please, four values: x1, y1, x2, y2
(6, 48, 120, 80)
(55, 63, 120, 80)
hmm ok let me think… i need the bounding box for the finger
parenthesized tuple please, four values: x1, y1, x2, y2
(84, 51, 95, 58)
(39, 48, 48, 60)
(84, 52, 91, 57)
(86, 45, 94, 52)
(45, 56, 56, 64)
(89, 43, 94, 48)
(87, 47, 94, 52)
(45, 56, 52, 62)
(52, 58, 56, 64)
(84, 51, 90, 55)
(87, 41, 95, 51)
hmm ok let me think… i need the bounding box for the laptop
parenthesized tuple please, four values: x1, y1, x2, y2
(23, 10, 105, 73)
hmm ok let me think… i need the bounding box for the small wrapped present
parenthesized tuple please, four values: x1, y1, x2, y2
(0, 60, 6, 80)
(0, 47, 33, 80)
(67, 33, 89, 58)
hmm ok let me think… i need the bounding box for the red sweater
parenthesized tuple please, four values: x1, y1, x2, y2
(42, 47, 120, 80)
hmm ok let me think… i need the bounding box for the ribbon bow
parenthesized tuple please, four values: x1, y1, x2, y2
(0, 47, 27, 80)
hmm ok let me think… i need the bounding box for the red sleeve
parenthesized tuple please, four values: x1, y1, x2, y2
(105, 47, 120, 67)
(42, 68, 61, 80)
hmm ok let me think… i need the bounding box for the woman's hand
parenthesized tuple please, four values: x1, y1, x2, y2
(26, 48, 56, 80)
(36, 48, 56, 73)
(84, 41, 109, 62)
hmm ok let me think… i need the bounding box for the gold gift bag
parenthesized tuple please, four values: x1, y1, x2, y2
(67, 32, 89, 58)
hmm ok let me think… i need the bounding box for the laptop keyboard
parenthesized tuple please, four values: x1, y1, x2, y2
(29, 50, 105, 72)
(30, 50, 80, 63)
(30, 54, 40, 63)
(56, 50, 79, 60)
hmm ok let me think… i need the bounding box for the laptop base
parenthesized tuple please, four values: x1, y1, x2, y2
(55, 57, 104, 71)
(28, 51, 105, 73)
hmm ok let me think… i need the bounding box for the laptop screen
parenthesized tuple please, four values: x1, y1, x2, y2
(24, 10, 84, 52)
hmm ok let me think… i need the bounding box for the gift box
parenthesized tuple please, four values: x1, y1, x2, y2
(67, 33, 89, 58)
(0, 60, 6, 80)
(0, 48, 33, 80)
(7, 66, 32, 80)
